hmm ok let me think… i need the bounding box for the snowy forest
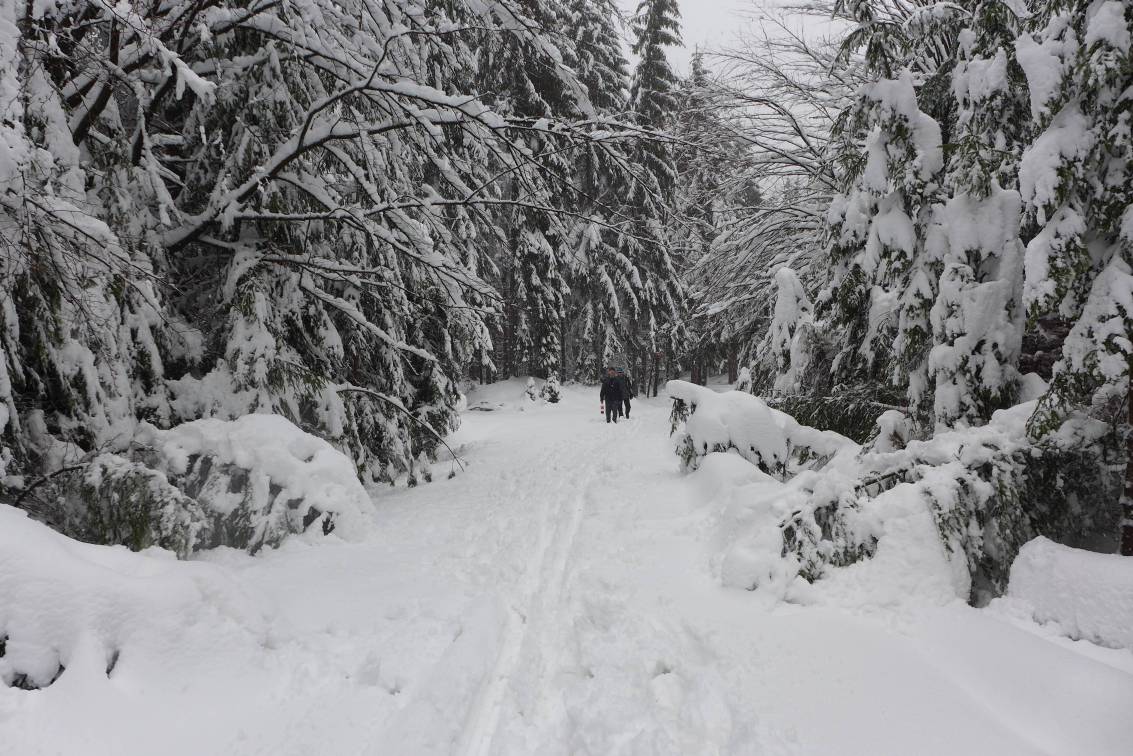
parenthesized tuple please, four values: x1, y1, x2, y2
(1, 0, 1132, 752)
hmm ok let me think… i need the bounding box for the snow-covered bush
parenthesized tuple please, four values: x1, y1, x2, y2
(27, 414, 372, 557)
(540, 374, 562, 403)
(1001, 537, 1133, 650)
(667, 381, 856, 479)
(61, 454, 212, 559)
(524, 378, 538, 402)
(671, 387, 1120, 603)
(135, 415, 370, 554)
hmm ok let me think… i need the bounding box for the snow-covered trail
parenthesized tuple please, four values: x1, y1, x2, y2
(223, 382, 1131, 756)
(3, 381, 1132, 755)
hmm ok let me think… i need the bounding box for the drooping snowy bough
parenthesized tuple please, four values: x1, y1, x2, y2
(668, 381, 1119, 604)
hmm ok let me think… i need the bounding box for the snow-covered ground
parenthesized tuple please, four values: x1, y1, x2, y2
(2, 381, 1132, 755)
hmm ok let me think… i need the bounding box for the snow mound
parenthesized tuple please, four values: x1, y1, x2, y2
(0, 505, 270, 692)
(137, 414, 371, 552)
(1006, 537, 1133, 650)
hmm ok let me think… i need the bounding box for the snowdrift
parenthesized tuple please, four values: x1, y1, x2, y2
(667, 381, 1119, 606)
(0, 505, 270, 691)
(1005, 537, 1133, 650)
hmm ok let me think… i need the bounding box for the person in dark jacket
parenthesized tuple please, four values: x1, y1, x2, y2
(615, 368, 634, 418)
(599, 367, 623, 423)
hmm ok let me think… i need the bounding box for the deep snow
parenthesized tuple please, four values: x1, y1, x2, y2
(2, 381, 1132, 755)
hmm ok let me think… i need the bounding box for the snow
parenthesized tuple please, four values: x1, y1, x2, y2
(1084, 1, 1131, 53)
(1018, 103, 1093, 218)
(866, 71, 944, 181)
(1002, 537, 1133, 650)
(1015, 16, 1075, 120)
(2, 380, 1132, 754)
(953, 47, 1009, 104)
(1023, 204, 1086, 309)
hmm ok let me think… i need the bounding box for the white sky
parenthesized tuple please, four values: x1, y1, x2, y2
(616, 0, 841, 74)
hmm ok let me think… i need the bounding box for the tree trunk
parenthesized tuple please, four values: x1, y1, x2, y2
(559, 316, 567, 383)
(1121, 365, 1133, 556)
(727, 345, 738, 384)
(651, 351, 660, 397)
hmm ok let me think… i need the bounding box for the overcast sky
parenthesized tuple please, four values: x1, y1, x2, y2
(615, 0, 841, 74)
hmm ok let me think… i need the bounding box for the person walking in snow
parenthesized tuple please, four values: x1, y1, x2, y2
(615, 367, 634, 419)
(600, 367, 623, 423)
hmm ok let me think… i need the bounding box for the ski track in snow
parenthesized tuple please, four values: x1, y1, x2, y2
(3, 382, 1132, 756)
(459, 439, 594, 756)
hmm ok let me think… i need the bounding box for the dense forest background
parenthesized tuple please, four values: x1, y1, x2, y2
(0, 0, 1129, 562)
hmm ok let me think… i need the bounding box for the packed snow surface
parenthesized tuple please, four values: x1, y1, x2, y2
(2, 380, 1132, 755)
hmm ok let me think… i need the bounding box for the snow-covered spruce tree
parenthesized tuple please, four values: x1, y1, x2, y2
(559, 0, 633, 381)
(473, 0, 580, 381)
(823, 0, 1028, 433)
(540, 372, 562, 402)
(625, 0, 686, 392)
(0, 4, 199, 524)
(629, 0, 681, 199)
(1012, 0, 1132, 551)
(922, 0, 1031, 430)
(825, 61, 945, 428)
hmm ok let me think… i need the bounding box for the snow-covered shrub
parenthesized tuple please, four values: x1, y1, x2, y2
(524, 377, 538, 402)
(1001, 537, 1133, 650)
(61, 454, 212, 559)
(671, 388, 1120, 603)
(667, 381, 856, 478)
(540, 374, 562, 403)
(135, 415, 370, 554)
(25, 415, 371, 556)
(783, 406, 1119, 600)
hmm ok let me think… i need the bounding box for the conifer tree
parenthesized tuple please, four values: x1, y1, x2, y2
(626, 0, 686, 390)
(1012, 0, 1132, 551)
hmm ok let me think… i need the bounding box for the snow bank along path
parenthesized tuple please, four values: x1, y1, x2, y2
(2, 381, 1132, 755)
